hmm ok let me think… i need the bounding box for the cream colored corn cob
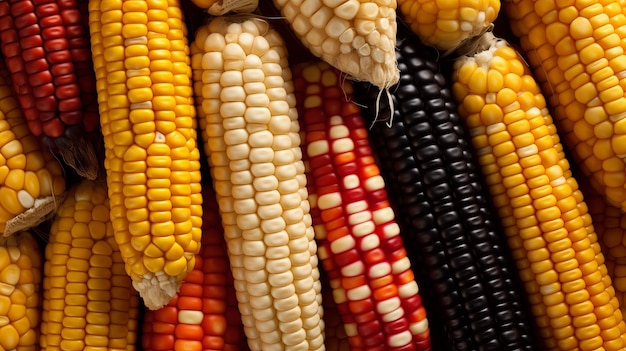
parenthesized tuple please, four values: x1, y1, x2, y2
(191, 15, 325, 351)
(87, 0, 203, 309)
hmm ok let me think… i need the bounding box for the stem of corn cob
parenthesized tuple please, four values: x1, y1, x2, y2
(0, 0, 103, 180)
(0, 56, 65, 237)
(142, 184, 249, 351)
(452, 32, 626, 351)
(191, 15, 325, 351)
(503, 0, 626, 212)
(296, 61, 431, 351)
(87, 0, 203, 310)
(0, 231, 41, 351)
(41, 180, 140, 351)
(356, 33, 539, 351)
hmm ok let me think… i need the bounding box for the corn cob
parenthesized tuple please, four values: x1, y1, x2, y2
(356, 34, 539, 351)
(142, 184, 249, 351)
(40, 180, 139, 351)
(270, 0, 399, 90)
(0, 231, 41, 351)
(296, 61, 431, 351)
(397, 0, 500, 52)
(191, 15, 324, 351)
(0, 0, 102, 179)
(452, 32, 626, 350)
(87, 0, 203, 309)
(186, 0, 258, 16)
(0, 57, 65, 237)
(503, 0, 626, 212)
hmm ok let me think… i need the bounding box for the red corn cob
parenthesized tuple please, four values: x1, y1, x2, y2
(0, 0, 101, 179)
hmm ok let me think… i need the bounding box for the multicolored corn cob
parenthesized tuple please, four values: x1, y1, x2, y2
(190, 15, 324, 351)
(503, 0, 626, 212)
(356, 34, 539, 351)
(40, 180, 139, 351)
(296, 61, 431, 351)
(0, 57, 65, 237)
(0, 0, 102, 179)
(452, 32, 626, 351)
(0, 231, 41, 351)
(88, 0, 203, 309)
(142, 185, 249, 351)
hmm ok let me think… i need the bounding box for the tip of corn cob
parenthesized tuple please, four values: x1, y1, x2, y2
(133, 271, 182, 310)
(4, 195, 64, 237)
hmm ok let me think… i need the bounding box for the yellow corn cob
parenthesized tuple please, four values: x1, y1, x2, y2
(397, 0, 500, 51)
(452, 32, 626, 351)
(270, 0, 399, 90)
(0, 231, 41, 351)
(40, 180, 139, 351)
(87, 0, 203, 309)
(503, 0, 626, 212)
(0, 58, 65, 237)
(190, 15, 325, 351)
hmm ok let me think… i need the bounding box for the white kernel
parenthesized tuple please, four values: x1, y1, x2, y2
(250, 294, 272, 309)
(381, 306, 405, 322)
(310, 6, 333, 29)
(332, 138, 355, 153)
(333, 287, 347, 303)
(131, 101, 152, 110)
(392, 257, 412, 274)
(334, 0, 359, 19)
(244, 256, 266, 270)
(398, 281, 419, 298)
(348, 211, 371, 225)
(360, 233, 380, 251)
(376, 297, 400, 314)
(486, 122, 505, 134)
(381, 223, 400, 239)
(369, 262, 391, 278)
(411, 318, 429, 335)
(266, 257, 291, 273)
(288, 236, 310, 252)
(248, 282, 270, 296)
(242, 240, 265, 256)
(372, 207, 394, 224)
(244, 107, 271, 123)
(261, 217, 286, 233)
(178, 310, 203, 324)
(389, 330, 412, 347)
(364, 175, 384, 191)
(346, 284, 371, 301)
(343, 174, 360, 189)
(330, 235, 355, 253)
(345, 200, 367, 214)
(329, 124, 350, 138)
(517, 144, 538, 158)
(352, 221, 375, 237)
(17, 190, 34, 208)
(307, 140, 329, 157)
(341, 261, 364, 276)
(317, 193, 341, 209)
(255, 317, 278, 332)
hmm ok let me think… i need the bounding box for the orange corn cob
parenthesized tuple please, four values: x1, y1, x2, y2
(0, 0, 101, 179)
(296, 61, 431, 351)
(142, 185, 248, 351)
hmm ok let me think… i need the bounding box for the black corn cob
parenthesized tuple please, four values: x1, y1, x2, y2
(354, 32, 540, 351)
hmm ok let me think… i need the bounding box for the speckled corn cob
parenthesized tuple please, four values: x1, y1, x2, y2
(297, 61, 431, 351)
